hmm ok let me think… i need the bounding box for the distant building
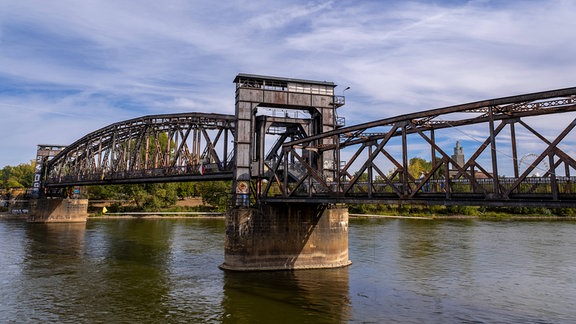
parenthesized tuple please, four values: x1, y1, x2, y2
(448, 141, 465, 178)
(452, 141, 465, 169)
(449, 141, 491, 179)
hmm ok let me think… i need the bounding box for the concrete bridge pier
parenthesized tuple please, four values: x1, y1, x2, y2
(220, 203, 351, 271)
(28, 198, 88, 223)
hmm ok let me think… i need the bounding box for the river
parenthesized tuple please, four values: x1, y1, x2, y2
(1, 216, 575, 323)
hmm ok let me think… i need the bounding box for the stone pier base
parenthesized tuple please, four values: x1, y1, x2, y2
(220, 203, 351, 271)
(28, 198, 88, 223)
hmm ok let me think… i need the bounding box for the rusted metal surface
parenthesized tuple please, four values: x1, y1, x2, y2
(261, 86, 576, 207)
(232, 74, 341, 206)
(44, 112, 236, 188)
(40, 77, 576, 208)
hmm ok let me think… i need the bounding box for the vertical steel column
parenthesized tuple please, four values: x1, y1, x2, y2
(192, 128, 197, 164)
(488, 106, 500, 196)
(510, 121, 519, 178)
(510, 120, 520, 194)
(233, 96, 255, 206)
(430, 128, 437, 191)
(165, 130, 171, 168)
(336, 134, 342, 194)
(144, 133, 150, 169)
(153, 132, 159, 169)
(565, 156, 571, 194)
(549, 153, 558, 200)
(368, 144, 373, 198)
(284, 148, 289, 196)
(444, 157, 451, 199)
(401, 122, 408, 197)
(173, 129, 179, 170)
(111, 128, 118, 172)
(223, 127, 229, 169)
(195, 128, 200, 164)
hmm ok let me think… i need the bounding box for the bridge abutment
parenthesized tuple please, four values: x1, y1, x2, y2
(220, 203, 351, 271)
(28, 198, 88, 223)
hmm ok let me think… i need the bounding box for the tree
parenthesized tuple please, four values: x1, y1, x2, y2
(1, 161, 35, 189)
(175, 182, 197, 198)
(142, 183, 179, 210)
(408, 157, 431, 178)
(195, 181, 231, 211)
(86, 185, 121, 200)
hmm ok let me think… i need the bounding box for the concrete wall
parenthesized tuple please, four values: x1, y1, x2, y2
(28, 198, 88, 223)
(221, 203, 351, 271)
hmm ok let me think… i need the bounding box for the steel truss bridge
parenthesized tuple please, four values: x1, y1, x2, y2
(44, 113, 236, 185)
(42, 85, 576, 208)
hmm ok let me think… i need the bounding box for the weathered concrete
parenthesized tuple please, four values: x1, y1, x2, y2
(28, 198, 88, 223)
(221, 203, 351, 271)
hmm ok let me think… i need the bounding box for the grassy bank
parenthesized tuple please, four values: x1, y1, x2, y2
(348, 204, 576, 220)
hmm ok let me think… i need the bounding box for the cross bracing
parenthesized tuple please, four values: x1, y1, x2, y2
(41, 85, 576, 208)
(45, 112, 236, 186)
(261, 87, 576, 208)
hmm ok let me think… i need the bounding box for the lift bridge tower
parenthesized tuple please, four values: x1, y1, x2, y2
(223, 74, 351, 271)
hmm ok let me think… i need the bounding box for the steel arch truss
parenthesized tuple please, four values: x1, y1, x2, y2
(262, 87, 576, 207)
(45, 113, 236, 187)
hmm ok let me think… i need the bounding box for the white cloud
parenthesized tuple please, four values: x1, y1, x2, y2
(1, 0, 576, 168)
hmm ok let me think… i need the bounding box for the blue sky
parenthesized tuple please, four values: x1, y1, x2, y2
(1, 0, 576, 168)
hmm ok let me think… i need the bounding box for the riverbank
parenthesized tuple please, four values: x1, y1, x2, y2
(0, 212, 27, 220)
(89, 211, 224, 219)
(89, 212, 576, 221)
(350, 213, 576, 221)
(4, 211, 576, 221)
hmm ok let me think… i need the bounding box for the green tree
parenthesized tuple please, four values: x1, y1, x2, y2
(1, 161, 35, 189)
(112, 183, 178, 211)
(176, 182, 197, 198)
(408, 157, 431, 178)
(86, 185, 122, 200)
(195, 181, 231, 211)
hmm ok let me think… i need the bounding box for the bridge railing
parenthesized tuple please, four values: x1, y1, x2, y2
(46, 162, 234, 186)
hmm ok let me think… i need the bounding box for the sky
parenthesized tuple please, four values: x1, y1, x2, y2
(1, 0, 576, 168)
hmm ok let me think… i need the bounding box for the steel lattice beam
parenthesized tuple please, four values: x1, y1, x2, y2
(40, 85, 576, 208)
(44, 113, 235, 187)
(261, 86, 576, 207)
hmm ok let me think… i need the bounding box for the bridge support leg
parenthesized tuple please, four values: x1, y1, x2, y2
(220, 203, 351, 271)
(28, 198, 88, 223)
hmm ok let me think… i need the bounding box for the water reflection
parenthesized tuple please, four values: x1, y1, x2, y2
(396, 220, 477, 278)
(20, 223, 88, 322)
(25, 222, 87, 259)
(222, 268, 351, 323)
(89, 220, 175, 322)
(2, 218, 576, 322)
(19, 220, 182, 323)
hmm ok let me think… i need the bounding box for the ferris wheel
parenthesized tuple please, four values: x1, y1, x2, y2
(519, 153, 549, 177)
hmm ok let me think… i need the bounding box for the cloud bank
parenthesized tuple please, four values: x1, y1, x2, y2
(1, 0, 575, 167)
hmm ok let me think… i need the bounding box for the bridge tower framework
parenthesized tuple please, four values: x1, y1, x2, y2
(222, 74, 351, 271)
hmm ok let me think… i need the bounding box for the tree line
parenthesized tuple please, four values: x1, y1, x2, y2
(0, 160, 231, 212)
(1, 161, 35, 194)
(85, 181, 231, 212)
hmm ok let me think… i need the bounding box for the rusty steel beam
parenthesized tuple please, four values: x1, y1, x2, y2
(39, 84, 576, 208)
(44, 112, 236, 187)
(260, 86, 576, 207)
(284, 87, 576, 149)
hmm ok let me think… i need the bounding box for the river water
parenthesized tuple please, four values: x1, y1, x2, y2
(1, 217, 575, 323)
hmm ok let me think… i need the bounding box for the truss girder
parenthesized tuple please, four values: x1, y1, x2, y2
(45, 113, 236, 187)
(262, 86, 576, 207)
